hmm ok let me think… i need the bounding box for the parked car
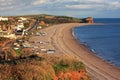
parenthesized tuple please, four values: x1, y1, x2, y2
(40, 32, 47, 36)
(37, 41, 43, 44)
(40, 48, 47, 52)
(47, 50, 55, 53)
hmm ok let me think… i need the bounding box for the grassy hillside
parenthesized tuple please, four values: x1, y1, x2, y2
(15, 14, 84, 24)
(0, 54, 91, 80)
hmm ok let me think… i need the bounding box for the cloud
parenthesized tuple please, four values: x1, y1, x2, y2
(65, 0, 120, 10)
(109, 1, 120, 9)
(32, 0, 57, 5)
(32, 0, 48, 5)
(0, 0, 120, 17)
(31, 0, 120, 10)
(0, 0, 14, 10)
(66, 4, 104, 9)
(0, 0, 32, 12)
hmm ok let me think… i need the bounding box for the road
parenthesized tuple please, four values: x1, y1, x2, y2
(25, 18, 39, 32)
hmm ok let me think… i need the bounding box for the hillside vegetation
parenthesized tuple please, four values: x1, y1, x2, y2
(17, 14, 85, 24)
(0, 54, 91, 80)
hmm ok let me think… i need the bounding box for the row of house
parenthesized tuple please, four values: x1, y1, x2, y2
(0, 17, 31, 39)
(0, 17, 27, 21)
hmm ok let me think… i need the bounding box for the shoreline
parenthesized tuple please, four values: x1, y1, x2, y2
(32, 23, 120, 80)
(72, 27, 120, 69)
(67, 24, 120, 80)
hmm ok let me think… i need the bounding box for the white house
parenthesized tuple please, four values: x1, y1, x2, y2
(0, 17, 8, 21)
(16, 24, 24, 30)
(19, 17, 27, 21)
(16, 21, 24, 31)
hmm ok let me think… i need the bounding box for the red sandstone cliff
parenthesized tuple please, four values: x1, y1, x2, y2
(86, 17, 94, 23)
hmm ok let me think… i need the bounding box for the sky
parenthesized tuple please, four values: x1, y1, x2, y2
(0, 0, 120, 18)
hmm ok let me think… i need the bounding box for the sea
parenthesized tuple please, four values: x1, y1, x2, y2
(73, 18, 120, 68)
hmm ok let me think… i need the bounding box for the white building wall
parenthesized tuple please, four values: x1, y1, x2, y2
(0, 17, 8, 21)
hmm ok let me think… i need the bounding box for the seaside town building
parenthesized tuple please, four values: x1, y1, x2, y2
(0, 16, 33, 39)
(0, 17, 8, 21)
(19, 17, 27, 21)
